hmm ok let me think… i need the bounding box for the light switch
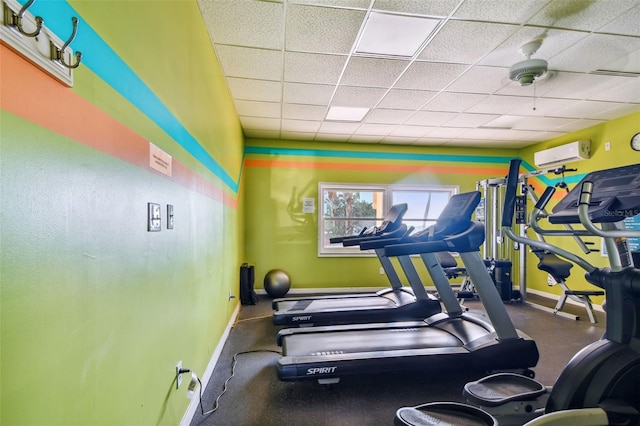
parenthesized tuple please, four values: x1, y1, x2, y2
(148, 203, 161, 232)
(167, 205, 174, 229)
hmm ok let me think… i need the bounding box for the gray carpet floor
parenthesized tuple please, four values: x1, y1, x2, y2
(190, 293, 605, 426)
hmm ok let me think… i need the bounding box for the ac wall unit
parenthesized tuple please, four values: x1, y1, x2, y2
(534, 140, 591, 168)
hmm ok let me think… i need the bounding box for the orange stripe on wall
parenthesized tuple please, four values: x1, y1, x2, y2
(245, 159, 508, 176)
(1, 45, 235, 208)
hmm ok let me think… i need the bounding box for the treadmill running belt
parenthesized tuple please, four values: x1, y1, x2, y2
(290, 300, 313, 310)
(283, 319, 490, 356)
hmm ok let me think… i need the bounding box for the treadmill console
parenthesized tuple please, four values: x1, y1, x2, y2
(549, 163, 640, 224)
(329, 203, 408, 243)
(432, 191, 481, 237)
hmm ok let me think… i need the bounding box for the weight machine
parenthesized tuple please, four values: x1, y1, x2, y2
(477, 165, 604, 322)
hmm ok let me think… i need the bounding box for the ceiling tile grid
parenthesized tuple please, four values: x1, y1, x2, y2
(198, 0, 640, 148)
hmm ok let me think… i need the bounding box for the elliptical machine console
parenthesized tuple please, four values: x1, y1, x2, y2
(394, 160, 640, 426)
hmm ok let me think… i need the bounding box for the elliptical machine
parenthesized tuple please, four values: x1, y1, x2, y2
(394, 160, 640, 426)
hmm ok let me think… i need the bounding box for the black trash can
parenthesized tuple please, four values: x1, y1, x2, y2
(493, 259, 513, 301)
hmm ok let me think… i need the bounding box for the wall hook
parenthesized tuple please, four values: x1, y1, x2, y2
(3, 0, 44, 37)
(51, 16, 82, 69)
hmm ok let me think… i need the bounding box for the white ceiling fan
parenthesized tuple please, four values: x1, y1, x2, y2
(509, 39, 549, 86)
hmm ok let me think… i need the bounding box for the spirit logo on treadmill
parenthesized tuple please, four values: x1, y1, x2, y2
(292, 316, 312, 321)
(306, 367, 337, 375)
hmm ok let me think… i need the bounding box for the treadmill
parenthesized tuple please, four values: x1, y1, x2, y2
(276, 191, 539, 383)
(272, 204, 441, 326)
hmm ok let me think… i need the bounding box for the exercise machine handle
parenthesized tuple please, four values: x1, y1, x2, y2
(535, 186, 556, 211)
(501, 159, 521, 228)
(578, 181, 640, 238)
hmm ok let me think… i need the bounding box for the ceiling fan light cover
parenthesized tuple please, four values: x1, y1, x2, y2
(509, 58, 548, 86)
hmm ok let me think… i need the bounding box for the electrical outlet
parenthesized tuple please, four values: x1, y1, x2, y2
(176, 361, 183, 389)
(379, 267, 385, 275)
(228, 290, 236, 301)
(605, 141, 611, 151)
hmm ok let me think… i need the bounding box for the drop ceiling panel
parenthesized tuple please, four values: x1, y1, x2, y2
(552, 100, 626, 119)
(332, 86, 388, 108)
(597, 4, 640, 36)
(444, 66, 510, 94)
(556, 118, 606, 132)
(215, 46, 283, 80)
(443, 113, 500, 128)
(235, 100, 281, 118)
(341, 57, 410, 87)
(198, 0, 283, 49)
(512, 116, 576, 131)
(550, 34, 640, 73)
(289, 0, 370, 9)
(466, 95, 533, 115)
(284, 52, 347, 84)
(227, 78, 282, 102)
(378, 89, 438, 110)
(286, 4, 365, 54)
(531, 72, 631, 100)
(281, 119, 322, 132)
(508, 98, 578, 116)
(453, 0, 548, 24)
(418, 21, 518, 64)
(527, 0, 638, 32)
(283, 82, 335, 105)
(372, 0, 460, 17)
(198, 0, 640, 148)
(365, 109, 414, 124)
(357, 123, 397, 135)
(319, 121, 360, 134)
(404, 111, 458, 126)
(588, 78, 640, 103)
(389, 125, 433, 138)
(423, 92, 487, 112)
(395, 62, 470, 90)
(283, 103, 328, 120)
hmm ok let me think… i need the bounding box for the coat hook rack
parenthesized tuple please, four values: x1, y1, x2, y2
(3, 0, 43, 37)
(50, 16, 82, 69)
(1, 0, 76, 86)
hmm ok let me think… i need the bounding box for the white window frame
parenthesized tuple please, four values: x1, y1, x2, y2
(318, 182, 459, 257)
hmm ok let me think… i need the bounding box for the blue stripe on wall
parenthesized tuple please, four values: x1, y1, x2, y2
(244, 146, 587, 186)
(25, 0, 238, 193)
(244, 146, 512, 164)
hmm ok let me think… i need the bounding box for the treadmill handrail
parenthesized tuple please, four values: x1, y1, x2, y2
(578, 181, 640, 239)
(341, 224, 409, 246)
(385, 222, 485, 257)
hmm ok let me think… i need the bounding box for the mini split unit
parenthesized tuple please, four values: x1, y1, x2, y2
(534, 140, 591, 168)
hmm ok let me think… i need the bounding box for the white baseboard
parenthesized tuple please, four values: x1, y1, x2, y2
(256, 286, 435, 295)
(180, 303, 241, 426)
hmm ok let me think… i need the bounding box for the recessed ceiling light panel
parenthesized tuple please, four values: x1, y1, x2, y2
(355, 12, 441, 58)
(326, 106, 370, 122)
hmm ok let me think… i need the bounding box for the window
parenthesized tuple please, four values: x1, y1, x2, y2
(318, 183, 458, 256)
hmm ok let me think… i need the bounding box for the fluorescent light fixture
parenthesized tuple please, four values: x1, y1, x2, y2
(326, 106, 370, 122)
(355, 12, 441, 57)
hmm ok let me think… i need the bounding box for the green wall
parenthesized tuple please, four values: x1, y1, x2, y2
(1, 1, 638, 424)
(243, 112, 639, 303)
(1, 1, 244, 425)
(243, 141, 519, 291)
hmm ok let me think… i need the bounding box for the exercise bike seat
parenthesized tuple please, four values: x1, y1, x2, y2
(535, 251, 573, 282)
(463, 373, 546, 406)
